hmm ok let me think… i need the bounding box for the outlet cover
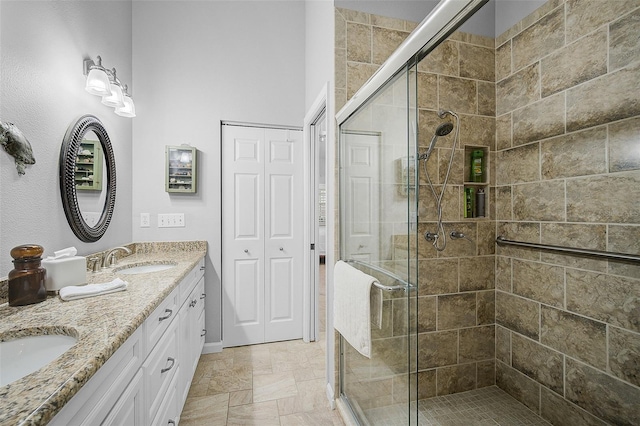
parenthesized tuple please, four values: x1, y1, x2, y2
(140, 213, 150, 227)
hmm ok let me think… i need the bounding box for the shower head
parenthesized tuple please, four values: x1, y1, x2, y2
(422, 122, 454, 160)
(435, 122, 454, 136)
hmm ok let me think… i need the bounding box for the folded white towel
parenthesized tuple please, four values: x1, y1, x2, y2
(334, 260, 380, 358)
(59, 278, 128, 301)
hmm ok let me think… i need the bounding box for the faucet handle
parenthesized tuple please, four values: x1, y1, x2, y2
(450, 231, 474, 243)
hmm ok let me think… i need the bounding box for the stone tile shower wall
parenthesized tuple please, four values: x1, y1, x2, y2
(494, 1, 640, 425)
(412, 30, 497, 398)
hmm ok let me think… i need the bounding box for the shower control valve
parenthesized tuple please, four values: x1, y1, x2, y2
(451, 230, 474, 243)
(424, 232, 438, 242)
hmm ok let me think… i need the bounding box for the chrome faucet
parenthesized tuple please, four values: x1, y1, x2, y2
(102, 246, 132, 269)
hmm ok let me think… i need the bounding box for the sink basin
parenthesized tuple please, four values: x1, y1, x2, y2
(116, 263, 176, 275)
(0, 334, 77, 387)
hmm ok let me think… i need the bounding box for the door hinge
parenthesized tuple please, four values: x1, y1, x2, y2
(310, 243, 315, 250)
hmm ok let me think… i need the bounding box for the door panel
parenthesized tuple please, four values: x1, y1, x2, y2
(234, 258, 261, 324)
(223, 125, 303, 347)
(223, 126, 265, 347)
(235, 174, 260, 239)
(264, 129, 303, 342)
(270, 174, 293, 238)
(269, 257, 294, 321)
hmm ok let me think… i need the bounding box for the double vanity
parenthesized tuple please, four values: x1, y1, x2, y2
(0, 241, 207, 425)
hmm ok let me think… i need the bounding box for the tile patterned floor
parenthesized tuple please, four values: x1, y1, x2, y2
(363, 386, 551, 426)
(181, 333, 345, 425)
(181, 264, 341, 425)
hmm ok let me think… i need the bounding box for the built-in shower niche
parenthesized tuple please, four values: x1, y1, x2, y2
(463, 145, 490, 219)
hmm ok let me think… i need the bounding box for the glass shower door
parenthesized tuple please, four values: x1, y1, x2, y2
(338, 63, 419, 425)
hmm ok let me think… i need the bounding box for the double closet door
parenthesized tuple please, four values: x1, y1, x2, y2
(222, 124, 303, 347)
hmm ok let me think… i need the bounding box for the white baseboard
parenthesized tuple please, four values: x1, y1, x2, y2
(202, 341, 223, 354)
(326, 382, 336, 410)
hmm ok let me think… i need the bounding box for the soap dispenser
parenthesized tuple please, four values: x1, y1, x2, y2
(8, 244, 47, 306)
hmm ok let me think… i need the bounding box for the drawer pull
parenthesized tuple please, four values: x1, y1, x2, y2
(200, 293, 206, 299)
(201, 329, 207, 337)
(161, 357, 175, 373)
(159, 309, 173, 321)
(168, 420, 176, 425)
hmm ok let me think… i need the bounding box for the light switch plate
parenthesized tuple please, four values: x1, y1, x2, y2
(158, 213, 185, 228)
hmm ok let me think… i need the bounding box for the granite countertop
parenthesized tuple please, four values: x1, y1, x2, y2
(0, 241, 207, 425)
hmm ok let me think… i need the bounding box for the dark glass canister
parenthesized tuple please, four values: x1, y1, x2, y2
(8, 244, 47, 306)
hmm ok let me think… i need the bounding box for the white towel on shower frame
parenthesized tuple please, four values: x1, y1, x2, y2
(333, 260, 381, 358)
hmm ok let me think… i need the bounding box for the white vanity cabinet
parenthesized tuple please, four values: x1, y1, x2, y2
(49, 258, 205, 426)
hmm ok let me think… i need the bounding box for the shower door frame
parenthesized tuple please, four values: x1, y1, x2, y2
(335, 0, 489, 424)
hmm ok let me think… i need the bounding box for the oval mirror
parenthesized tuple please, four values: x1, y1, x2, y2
(59, 115, 116, 242)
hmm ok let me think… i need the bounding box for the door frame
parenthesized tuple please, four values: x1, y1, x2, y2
(302, 83, 329, 343)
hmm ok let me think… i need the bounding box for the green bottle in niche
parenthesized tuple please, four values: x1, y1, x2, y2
(470, 149, 484, 182)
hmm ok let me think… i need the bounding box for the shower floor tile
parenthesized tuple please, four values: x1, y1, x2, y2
(363, 386, 550, 425)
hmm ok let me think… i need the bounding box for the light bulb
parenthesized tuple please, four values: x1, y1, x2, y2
(101, 83, 125, 107)
(115, 95, 136, 118)
(85, 68, 112, 96)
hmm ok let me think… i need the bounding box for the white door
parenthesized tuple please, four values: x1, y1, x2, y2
(222, 124, 303, 347)
(341, 131, 381, 262)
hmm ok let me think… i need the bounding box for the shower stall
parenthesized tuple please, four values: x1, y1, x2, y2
(335, 0, 640, 424)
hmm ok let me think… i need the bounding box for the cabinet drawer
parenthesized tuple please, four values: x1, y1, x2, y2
(151, 365, 180, 426)
(146, 287, 178, 352)
(144, 318, 179, 421)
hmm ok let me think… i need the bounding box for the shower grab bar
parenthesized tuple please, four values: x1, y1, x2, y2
(344, 259, 415, 291)
(496, 236, 640, 263)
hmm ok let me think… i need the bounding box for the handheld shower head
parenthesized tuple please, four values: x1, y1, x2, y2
(435, 122, 454, 136)
(422, 122, 454, 160)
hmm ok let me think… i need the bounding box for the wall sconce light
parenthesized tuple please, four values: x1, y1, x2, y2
(83, 55, 136, 118)
(115, 85, 136, 118)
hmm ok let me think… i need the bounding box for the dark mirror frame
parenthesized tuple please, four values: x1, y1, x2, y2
(59, 115, 116, 242)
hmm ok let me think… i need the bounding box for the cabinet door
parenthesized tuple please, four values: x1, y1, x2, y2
(151, 366, 180, 426)
(166, 145, 197, 193)
(102, 370, 145, 426)
(144, 318, 179, 422)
